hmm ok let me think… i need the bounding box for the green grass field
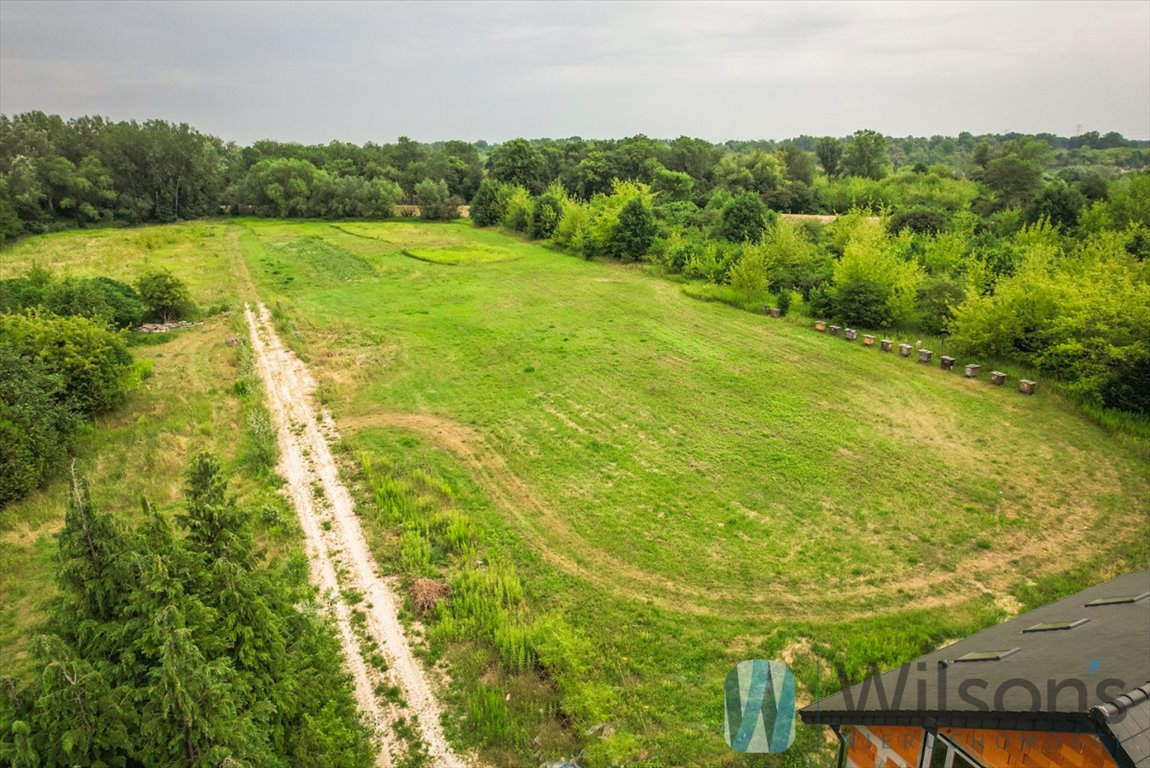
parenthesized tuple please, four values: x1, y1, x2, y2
(3, 219, 1147, 766)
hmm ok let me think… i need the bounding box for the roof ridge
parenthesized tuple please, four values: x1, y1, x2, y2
(1090, 682, 1150, 722)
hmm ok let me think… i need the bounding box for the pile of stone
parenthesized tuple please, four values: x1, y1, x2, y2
(132, 320, 203, 333)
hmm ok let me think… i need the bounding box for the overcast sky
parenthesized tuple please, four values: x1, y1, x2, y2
(2, 0, 1147, 145)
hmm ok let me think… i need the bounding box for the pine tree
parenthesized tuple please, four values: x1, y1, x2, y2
(56, 465, 132, 623)
(180, 452, 252, 565)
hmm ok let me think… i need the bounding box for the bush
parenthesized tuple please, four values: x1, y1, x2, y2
(757, 221, 833, 297)
(501, 186, 532, 233)
(776, 289, 792, 316)
(469, 179, 510, 227)
(577, 181, 654, 260)
(527, 185, 566, 240)
(415, 178, 459, 221)
(610, 196, 657, 261)
(715, 192, 771, 244)
(0, 274, 47, 313)
(3, 269, 145, 329)
(950, 232, 1150, 413)
(0, 346, 76, 506)
(660, 239, 690, 274)
(552, 199, 590, 252)
(888, 208, 948, 236)
(727, 244, 768, 300)
(136, 269, 193, 322)
(0, 312, 134, 417)
(683, 241, 738, 283)
(807, 283, 834, 318)
(43, 276, 145, 328)
(831, 216, 921, 327)
(835, 278, 893, 327)
(915, 273, 965, 335)
(1099, 355, 1150, 414)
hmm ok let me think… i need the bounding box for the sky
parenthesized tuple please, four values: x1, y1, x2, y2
(1, 0, 1148, 145)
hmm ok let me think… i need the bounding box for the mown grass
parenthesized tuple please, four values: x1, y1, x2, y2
(4, 220, 1147, 767)
(231, 219, 1150, 765)
(402, 245, 520, 265)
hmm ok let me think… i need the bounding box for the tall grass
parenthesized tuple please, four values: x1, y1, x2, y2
(354, 448, 583, 762)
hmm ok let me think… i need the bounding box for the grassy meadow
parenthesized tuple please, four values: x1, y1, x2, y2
(2, 219, 1147, 766)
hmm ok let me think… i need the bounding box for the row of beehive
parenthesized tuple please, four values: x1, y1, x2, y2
(811, 320, 1037, 395)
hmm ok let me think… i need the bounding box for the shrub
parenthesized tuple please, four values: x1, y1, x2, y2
(950, 232, 1150, 413)
(776, 289, 792, 316)
(136, 269, 193, 322)
(888, 208, 948, 236)
(469, 179, 510, 227)
(715, 192, 771, 244)
(807, 283, 835, 318)
(728, 244, 768, 300)
(831, 217, 921, 327)
(835, 278, 893, 327)
(0, 275, 47, 313)
(415, 178, 459, 221)
(0, 346, 76, 506)
(0, 311, 134, 417)
(528, 185, 566, 240)
(610, 196, 657, 261)
(43, 276, 145, 328)
(552, 199, 590, 252)
(914, 273, 965, 335)
(757, 221, 833, 297)
(501, 186, 532, 233)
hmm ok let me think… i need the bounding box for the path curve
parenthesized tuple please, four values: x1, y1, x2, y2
(340, 412, 1096, 620)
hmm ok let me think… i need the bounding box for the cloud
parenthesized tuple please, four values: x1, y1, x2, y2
(1, 0, 1146, 143)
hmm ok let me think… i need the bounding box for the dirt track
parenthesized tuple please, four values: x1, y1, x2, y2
(339, 412, 1077, 620)
(245, 303, 466, 767)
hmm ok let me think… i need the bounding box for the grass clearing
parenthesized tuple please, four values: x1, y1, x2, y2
(232, 219, 1149, 764)
(3, 219, 1146, 766)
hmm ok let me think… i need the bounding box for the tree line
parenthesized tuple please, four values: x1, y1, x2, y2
(468, 147, 1150, 418)
(2, 112, 1147, 239)
(2, 113, 1148, 416)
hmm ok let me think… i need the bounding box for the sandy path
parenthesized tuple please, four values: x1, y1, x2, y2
(245, 304, 466, 767)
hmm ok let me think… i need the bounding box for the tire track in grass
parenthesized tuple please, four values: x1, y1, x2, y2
(338, 412, 1103, 621)
(245, 303, 467, 768)
(339, 411, 734, 616)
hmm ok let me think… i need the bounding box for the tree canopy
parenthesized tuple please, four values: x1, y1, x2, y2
(0, 457, 375, 767)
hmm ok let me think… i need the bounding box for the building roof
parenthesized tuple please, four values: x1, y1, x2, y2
(800, 571, 1150, 763)
(1094, 683, 1150, 768)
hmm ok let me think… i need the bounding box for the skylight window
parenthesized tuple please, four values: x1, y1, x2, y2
(1085, 591, 1150, 607)
(1023, 618, 1090, 632)
(954, 648, 1020, 662)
